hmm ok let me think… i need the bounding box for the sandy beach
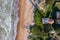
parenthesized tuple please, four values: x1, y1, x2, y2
(16, 0, 34, 40)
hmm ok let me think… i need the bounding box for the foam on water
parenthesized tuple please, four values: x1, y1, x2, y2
(0, 0, 18, 40)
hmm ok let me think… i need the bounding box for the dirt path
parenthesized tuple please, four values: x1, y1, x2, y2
(16, 0, 34, 40)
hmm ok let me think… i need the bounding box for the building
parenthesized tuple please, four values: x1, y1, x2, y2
(56, 11, 60, 24)
(42, 18, 54, 24)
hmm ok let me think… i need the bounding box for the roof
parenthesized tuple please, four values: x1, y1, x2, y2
(48, 19, 54, 24)
(42, 18, 49, 24)
(56, 11, 60, 24)
(42, 18, 54, 24)
(56, 11, 60, 18)
(57, 19, 60, 24)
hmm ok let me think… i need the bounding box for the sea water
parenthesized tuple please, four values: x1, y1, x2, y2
(0, 0, 18, 40)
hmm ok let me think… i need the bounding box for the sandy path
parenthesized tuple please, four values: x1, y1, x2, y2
(16, 0, 34, 40)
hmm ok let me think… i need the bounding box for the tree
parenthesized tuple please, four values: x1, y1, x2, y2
(34, 9, 44, 31)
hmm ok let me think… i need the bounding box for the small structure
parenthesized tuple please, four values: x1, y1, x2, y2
(56, 11, 60, 24)
(48, 19, 54, 24)
(42, 18, 54, 24)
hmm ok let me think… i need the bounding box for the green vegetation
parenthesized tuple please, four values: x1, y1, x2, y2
(30, 0, 60, 40)
(34, 9, 44, 28)
(45, 0, 54, 5)
(30, 7, 52, 40)
(55, 2, 60, 9)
